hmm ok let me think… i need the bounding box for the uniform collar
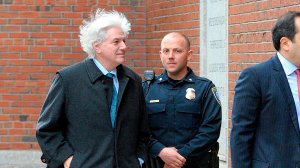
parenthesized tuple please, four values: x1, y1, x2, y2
(157, 67, 196, 84)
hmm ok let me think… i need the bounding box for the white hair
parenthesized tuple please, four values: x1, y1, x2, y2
(79, 8, 131, 57)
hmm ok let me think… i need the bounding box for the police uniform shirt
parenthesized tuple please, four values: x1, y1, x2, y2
(144, 68, 222, 159)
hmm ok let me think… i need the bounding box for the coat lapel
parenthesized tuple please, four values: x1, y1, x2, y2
(116, 73, 129, 112)
(84, 58, 104, 83)
(115, 65, 129, 115)
(272, 55, 300, 138)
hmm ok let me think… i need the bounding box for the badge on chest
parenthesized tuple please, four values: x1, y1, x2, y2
(185, 88, 195, 100)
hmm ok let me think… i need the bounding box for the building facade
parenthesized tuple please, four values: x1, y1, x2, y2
(1, 0, 300, 167)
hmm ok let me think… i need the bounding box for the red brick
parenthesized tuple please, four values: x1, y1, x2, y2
(51, 60, 72, 66)
(67, 0, 77, 5)
(45, 39, 65, 45)
(0, 33, 9, 38)
(11, 101, 32, 108)
(22, 53, 40, 59)
(13, 122, 24, 128)
(72, 6, 92, 12)
(35, 0, 45, 5)
(9, 6, 30, 11)
(42, 25, 62, 32)
(30, 60, 48, 66)
(2, 25, 21, 32)
(24, 123, 35, 128)
(28, 18, 49, 24)
(42, 67, 61, 73)
(23, 95, 43, 101)
(51, 33, 71, 38)
(28, 73, 49, 80)
(31, 33, 50, 38)
(3, 108, 21, 114)
(9, 87, 31, 94)
(63, 12, 82, 18)
(20, 11, 39, 18)
(0, 13, 18, 18)
(52, 6, 72, 11)
(0, 115, 9, 121)
(40, 12, 61, 18)
(25, 39, 34, 45)
(10, 33, 29, 38)
(43, 53, 63, 59)
(9, 19, 27, 24)
(63, 26, 78, 32)
(11, 143, 31, 149)
(20, 67, 42, 73)
(0, 129, 8, 135)
(30, 46, 50, 52)
(23, 108, 40, 114)
(0, 144, 10, 150)
(8, 60, 28, 66)
(50, 19, 71, 25)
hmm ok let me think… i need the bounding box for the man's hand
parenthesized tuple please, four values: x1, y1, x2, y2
(158, 147, 186, 168)
(64, 156, 73, 168)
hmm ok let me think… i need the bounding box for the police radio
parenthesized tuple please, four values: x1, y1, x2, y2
(143, 70, 155, 96)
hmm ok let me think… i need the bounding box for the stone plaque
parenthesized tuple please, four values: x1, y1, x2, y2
(200, 0, 228, 167)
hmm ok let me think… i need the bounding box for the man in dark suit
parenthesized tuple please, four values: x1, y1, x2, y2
(36, 8, 148, 168)
(230, 11, 300, 168)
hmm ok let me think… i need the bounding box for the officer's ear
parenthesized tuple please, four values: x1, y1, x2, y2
(159, 50, 163, 61)
(187, 49, 192, 61)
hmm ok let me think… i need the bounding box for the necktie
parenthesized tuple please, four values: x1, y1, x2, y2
(296, 69, 300, 103)
(106, 73, 118, 127)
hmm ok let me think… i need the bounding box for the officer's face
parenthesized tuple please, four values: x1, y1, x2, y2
(160, 33, 192, 80)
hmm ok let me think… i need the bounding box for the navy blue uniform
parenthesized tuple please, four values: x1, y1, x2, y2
(143, 68, 221, 168)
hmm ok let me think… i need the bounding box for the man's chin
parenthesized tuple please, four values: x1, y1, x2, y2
(117, 59, 125, 64)
(166, 67, 177, 73)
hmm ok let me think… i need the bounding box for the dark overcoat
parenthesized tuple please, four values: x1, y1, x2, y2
(36, 58, 148, 168)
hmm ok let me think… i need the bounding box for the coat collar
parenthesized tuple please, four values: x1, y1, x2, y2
(84, 58, 135, 84)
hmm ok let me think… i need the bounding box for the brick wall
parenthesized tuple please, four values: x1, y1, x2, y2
(1, 0, 300, 165)
(145, 0, 200, 75)
(0, 0, 146, 150)
(229, 1, 300, 110)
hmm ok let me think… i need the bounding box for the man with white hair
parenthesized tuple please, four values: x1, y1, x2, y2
(36, 8, 149, 168)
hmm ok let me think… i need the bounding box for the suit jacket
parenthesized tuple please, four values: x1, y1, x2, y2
(230, 54, 300, 168)
(36, 58, 149, 168)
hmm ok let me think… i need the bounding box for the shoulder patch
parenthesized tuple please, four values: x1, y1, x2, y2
(211, 87, 221, 106)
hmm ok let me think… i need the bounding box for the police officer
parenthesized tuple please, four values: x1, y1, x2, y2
(143, 32, 222, 168)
